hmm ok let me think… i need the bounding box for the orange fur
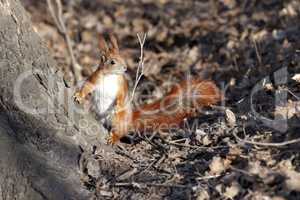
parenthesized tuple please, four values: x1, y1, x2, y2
(110, 79, 221, 143)
(110, 76, 132, 144)
(73, 67, 104, 103)
(74, 33, 221, 145)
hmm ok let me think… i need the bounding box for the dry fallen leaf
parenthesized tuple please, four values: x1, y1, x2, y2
(225, 108, 236, 127)
(209, 157, 225, 174)
(278, 159, 300, 191)
(224, 181, 240, 199)
(248, 161, 269, 179)
(202, 135, 212, 146)
(292, 74, 300, 83)
(284, 169, 300, 191)
(274, 101, 300, 119)
(209, 156, 231, 175)
(226, 146, 242, 161)
(264, 83, 274, 91)
(196, 189, 209, 200)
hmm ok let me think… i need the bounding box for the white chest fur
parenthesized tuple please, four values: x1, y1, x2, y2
(92, 74, 121, 117)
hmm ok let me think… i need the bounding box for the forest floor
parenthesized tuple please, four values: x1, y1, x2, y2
(22, 0, 300, 199)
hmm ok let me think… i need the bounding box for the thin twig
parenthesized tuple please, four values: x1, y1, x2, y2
(230, 166, 254, 177)
(196, 174, 222, 181)
(253, 39, 262, 66)
(233, 130, 300, 147)
(130, 33, 147, 102)
(115, 168, 139, 181)
(47, 0, 81, 84)
(113, 182, 190, 189)
(165, 140, 228, 150)
(285, 88, 300, 100)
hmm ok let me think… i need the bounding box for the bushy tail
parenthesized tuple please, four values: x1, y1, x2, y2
(131, 79, 221, 132)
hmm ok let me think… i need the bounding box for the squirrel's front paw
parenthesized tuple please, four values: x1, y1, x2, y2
(106, 133, 120, 145)
(73, 92, 84, 104)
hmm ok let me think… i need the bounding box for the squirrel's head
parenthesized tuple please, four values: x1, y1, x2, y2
(98, 33, 127, 74)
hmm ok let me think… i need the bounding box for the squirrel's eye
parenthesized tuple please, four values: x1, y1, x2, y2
(110, 60, 115, 65)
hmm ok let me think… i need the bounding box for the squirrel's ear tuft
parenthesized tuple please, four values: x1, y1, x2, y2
(99, 34, 109, 54)
(109, 33, 119, 53)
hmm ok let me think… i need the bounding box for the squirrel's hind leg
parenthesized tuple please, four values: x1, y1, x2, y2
(106, 131, 122, 145)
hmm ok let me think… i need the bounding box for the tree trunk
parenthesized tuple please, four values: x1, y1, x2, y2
(0, 0, 126, 199)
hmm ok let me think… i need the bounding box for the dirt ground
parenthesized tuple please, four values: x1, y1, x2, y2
(22, 0, 300, 199)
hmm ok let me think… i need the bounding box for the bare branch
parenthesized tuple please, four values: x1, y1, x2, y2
(253, 39, 262, 66)
(196, 174, 222, 181)
(47, 0, 81, 84)
(130, 33, 147, 102)
(233, 129, 300, 147)
(165, 139, 227, 150)
(113, 181, 189, 189)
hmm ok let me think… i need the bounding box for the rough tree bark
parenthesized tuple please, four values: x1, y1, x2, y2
(0, 0, 128, 199)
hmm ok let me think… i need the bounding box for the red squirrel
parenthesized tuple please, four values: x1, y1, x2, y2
(74, 34, 221, 144)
